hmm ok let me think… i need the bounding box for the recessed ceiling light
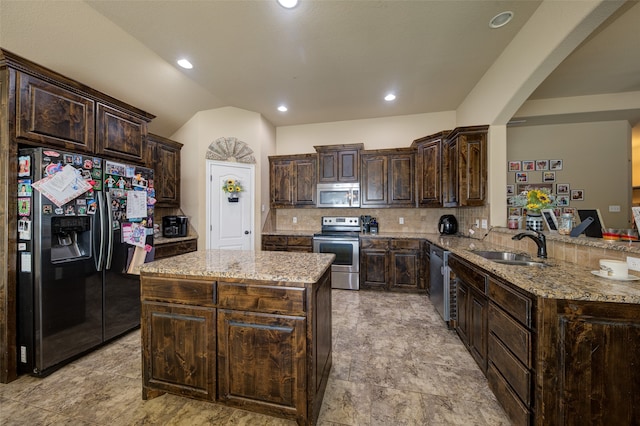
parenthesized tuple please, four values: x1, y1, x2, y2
(277, 0, 298, 9)
(384, 93, 396, 102)
(489, 11, 513, 29)
(177, 58, 193, 69)
(278, 105, 288, 112)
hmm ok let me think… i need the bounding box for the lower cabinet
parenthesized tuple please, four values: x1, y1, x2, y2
(360, 237, 424, 292)
(262, 235, 313, 253)
(154, 238, 197, 260)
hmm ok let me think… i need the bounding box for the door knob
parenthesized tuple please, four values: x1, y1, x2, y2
(244, 230, 251, 235)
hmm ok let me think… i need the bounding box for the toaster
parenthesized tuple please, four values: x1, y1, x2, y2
(162, 215, 188, 238)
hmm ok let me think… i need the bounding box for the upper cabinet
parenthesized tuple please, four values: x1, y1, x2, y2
(361, 148, 415, 208)
(412, 131, 450, 208)
(442, 125, 488, 208)
(269, 154, 317, 208)
(145, 133, 183, 207)
(95, 103, 148, 163)
(315, 143, 363, 183)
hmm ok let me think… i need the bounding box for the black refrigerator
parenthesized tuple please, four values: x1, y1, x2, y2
(17, 147, 154, 376)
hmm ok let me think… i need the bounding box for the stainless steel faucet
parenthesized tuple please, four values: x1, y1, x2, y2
(512, 229, 547, 259)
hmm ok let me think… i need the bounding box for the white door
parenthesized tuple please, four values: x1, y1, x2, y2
(206, 160, 255, 250)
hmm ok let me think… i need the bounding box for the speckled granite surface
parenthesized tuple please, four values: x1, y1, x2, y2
(140, 249, 335, 284)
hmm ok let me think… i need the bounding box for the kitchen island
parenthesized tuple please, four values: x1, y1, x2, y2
(138, 250, 335, 426)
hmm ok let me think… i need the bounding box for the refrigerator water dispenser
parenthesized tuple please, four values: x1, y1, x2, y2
(50, 216, 91, 262)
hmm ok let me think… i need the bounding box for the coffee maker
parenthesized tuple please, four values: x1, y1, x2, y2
(360, 215, 372, 233)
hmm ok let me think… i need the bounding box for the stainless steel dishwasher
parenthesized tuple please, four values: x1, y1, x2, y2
(429, 245, 451, 322)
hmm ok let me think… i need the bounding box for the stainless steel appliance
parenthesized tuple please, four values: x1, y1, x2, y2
(17, 147, 155, 376)
(429, 245, 451, 322)
(162, 215, 188, 237)
(316, 183, 360, 208)
(313, 216, 360, 290)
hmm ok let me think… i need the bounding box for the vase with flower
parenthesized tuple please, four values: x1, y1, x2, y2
(515, 188, 555, 231)
(222, 179, 243, 202)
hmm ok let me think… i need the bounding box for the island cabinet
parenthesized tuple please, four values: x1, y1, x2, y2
(442, 125, 488, 207)
(360, 237, 425, 292)
(412, 131, 450, 207)
(269, 154, 317, 208)
(144, 133, 183, 207)
(140, 251, 333, 426)
(262, 235, 313, 253)
(314, 143, 362, 183)
(360, 148, 415, 208)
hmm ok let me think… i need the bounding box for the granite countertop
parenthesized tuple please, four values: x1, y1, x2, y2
(140, 249, 335, 284)
(430, 235, 640, 305)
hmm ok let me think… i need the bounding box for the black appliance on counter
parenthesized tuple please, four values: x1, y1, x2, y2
(163, 215, 188, 238)
(438, 214, 458, 235)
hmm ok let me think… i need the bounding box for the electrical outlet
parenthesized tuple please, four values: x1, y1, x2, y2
(627, 256, 640, 271)
(474, 219, 480, 228)
(481, 219, 488, 229)
(399, 217, 404, 225)
(609, 205, 621, 212)
(292, 217, 297, 224)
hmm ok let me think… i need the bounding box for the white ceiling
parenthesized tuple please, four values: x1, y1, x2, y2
(2, 1, 640, 136)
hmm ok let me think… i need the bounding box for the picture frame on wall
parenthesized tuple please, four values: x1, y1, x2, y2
(509, 161, 521, 172)
(557, 195, 570, 207)
(536, 160, 549, 171)
(507, 184, 515, 196)
(571, 189, 584, 201)
(556, 183, 569, 194)
(543, 171, 556, 182)
(516, 172, 528, 183)
(508, 207, 522, 216)
(550, 160, 563, 171)
(522, 160, 535, 171)
(517, 183, 553, 193)
(507, 196, 516, 206)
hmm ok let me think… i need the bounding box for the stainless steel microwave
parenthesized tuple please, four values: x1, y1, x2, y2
(316, 183, 360, 208)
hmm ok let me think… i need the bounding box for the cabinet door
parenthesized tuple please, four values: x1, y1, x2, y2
(361, 154, 388, 207)
(417, 139, 442, 207)
(96, 103, 147, 163)
(456, 280, 470, 345)
(338, 149, 359, 182)
(294, 157, 316, 206)
(156, 142, 181, 206)
(469, 287, 488, 372)
(318, 151, 338, 183)
(217, 309, 306, 418)
(388, 152, 415, 206)
(270, 159, 294, 207)
(360, 249, 389, 289)
(459, 132, 487, 206)
(442, 138, 458, 207)
(16, 72, 95, 152)
(142, 302, 215, 401)
(390, 250, 421, 291)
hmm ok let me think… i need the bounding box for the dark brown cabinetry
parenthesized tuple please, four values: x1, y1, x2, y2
(261, 235, 313, 252)
(95, 103, 148, 163)
(154, 239, 197, 260)
(442, 126, 488, 207)
(360, 148, 415, 208)
(412, 131, 449, 207)
(145, 133, 183, 207)
(315, 143, 362, 183)
(269, 154, 317, 208)
(360, 237, 424, 292)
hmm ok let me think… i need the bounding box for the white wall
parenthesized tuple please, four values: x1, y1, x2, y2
(171, 107, 276, 250)
(276, 111, 456, 154)
(507, 120, 632, 228)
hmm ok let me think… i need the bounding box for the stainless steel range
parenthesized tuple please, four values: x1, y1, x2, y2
(313, 216, 360, 290)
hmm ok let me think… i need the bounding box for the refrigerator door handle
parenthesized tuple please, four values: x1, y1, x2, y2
(96, 191, 106, 271)
(105, 190, 114, 270)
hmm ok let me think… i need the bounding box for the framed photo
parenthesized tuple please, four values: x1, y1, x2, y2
(517, 183, 553, 194)
(571, 189, 584, 201)
(556, 183, 569, 194)
(509, 161, 521, 172)
(522, 160, 535, 171)
(549, 160, 563, 171)
(515, 172, 528, 183)
(543, 171, 556, 182)
(557, 195, 570, 207)
(508, 207, 522, 216)
(507, 196, 516, 206)
(536, 160, 549, 171)
(563, 207, 576, 215)
(507, 184, 515, 196)
(541, 208, 559, 232)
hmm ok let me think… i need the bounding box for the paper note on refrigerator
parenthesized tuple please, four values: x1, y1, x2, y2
(121, 222, 147, 248)
(32, 166, 92, 207)
(126, 190, 147, 219)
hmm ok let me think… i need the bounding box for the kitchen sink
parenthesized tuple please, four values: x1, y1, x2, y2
(470, 250, 551, 267)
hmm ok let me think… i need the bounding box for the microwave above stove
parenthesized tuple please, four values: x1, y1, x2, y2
(316, 183, 360, 208)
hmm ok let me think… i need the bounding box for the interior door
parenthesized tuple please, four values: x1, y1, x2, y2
(207, 160, 255, 250)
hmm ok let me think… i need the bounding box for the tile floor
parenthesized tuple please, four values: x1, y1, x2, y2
(0, 290, 510, 425)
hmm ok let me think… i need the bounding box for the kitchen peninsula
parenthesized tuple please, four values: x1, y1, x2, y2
(138, 250, 334, 426)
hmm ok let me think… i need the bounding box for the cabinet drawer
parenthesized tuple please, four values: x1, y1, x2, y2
(487, 364, 531, 426)
(390, 239, 421, 250)
(489, 279, 532, 327)
(263, 235, 287, 246)
(489, 303, 531, 367)
(449, 257, 486, 293)
(218, 282, 306, 315)
(142, 277, 216, 306)
(154, 240, 197, 260)
(287, 236, 312, 248)
(489, 334, 531, 405)
(360, 238, 389, 250)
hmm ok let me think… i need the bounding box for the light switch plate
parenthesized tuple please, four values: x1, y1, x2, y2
(627, 256, 640, 271)
(399, 217, 404, 225)
(481, 219, 488, 229)
(609, 205, 621, 212)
